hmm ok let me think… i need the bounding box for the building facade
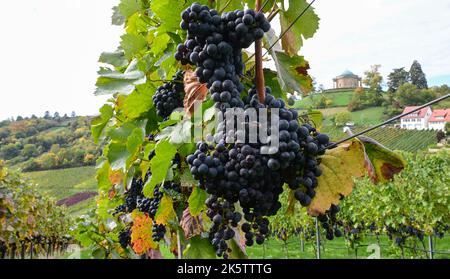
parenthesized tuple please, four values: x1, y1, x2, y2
(400, 106, 432, 130)
(332, 70, 362, 89)
(428, 109, 450, 131)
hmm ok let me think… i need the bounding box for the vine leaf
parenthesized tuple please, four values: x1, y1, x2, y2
(279, 0, 320, 56)
(183, 70, 208, 118)
(99, 50, 128, 68)
(358, 136, 406, 183)
(155, 195, 176, 225)
(94, 59, 146, 95)
(130, 212, 158, 255)
(143, 140, 177, 197)
(307, 140, 366, 216)
(91, 104, 113, 143)
(180, 208, 203, 239)
(150, 0, 184, 33)
(264, 69, 285, 101)
(123, 84, 155, 119)
(118, 0, 143, 19)
(272, 51, 313, 95)
(228, 234, 248, 259)
(188, 186, 207, 217)
(183, 236, 216, 259)
(107, 143, 130, 171)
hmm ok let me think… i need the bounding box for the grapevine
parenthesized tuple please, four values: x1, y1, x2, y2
(88, 0, 408, 259)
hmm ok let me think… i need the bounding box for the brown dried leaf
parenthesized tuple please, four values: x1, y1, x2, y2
(183, 70, 208, 118)
(180, 208, 203, 239)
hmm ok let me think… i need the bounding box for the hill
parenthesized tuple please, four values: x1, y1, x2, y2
(321, 125, 437, 152)
(0, 116, 100, 171)
(23, 166, 98, 216)
(294, 89, 355, 109)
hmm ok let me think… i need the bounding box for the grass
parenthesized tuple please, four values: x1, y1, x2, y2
(247, 235, 450, 259)
(294, 90, 355, 109)
(24, 166, 98, 216)
(349, 106, 386, 125)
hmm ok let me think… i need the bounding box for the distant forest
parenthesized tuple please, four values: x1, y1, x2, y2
(0, 113, 100, 171)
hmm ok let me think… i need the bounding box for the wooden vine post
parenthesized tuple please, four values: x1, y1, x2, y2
(255, 0, 266, 104)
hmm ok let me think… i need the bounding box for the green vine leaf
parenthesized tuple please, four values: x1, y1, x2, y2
(118, 0, 144, 19)
(358, 136, 406, 183)
(91, 104, 113, 143)
(94, 59, 146, 95)
(99, 50, 128, 68)
(271, 51, 313, 95)
(279, 0, 320, 56)
(112, 6, 126, 26)
(188, 186, 207, 217)
(183, 236, 216, 259)
(123, 84, 155, 119)
(107, 142, 130, 171)
(143, 140, 177, 197)
(263, 69, 284, 101)
(150, 0, 184, 33)
(120, 33, 148, 60)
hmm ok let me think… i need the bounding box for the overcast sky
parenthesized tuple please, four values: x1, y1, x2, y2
(0, 0, 449, 120)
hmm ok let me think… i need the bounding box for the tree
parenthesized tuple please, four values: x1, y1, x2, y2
(21, 144, 38, 158)
(31, 114, 38, 119)
(387, 67, 409, 93)
(362, 64, 384, 106)
(53, 112, 60, 120)
(396, 83, 435, 106)
(16, 115, 24, 121)
(334, 111, 352, 126)
(409, 60, 428, 89)
(44, 111, 51, 119)
(0, 143, 20, 160)
(71, 111, 76, 118)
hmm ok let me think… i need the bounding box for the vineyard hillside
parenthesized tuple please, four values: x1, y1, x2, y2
(321, 126, 437, 152)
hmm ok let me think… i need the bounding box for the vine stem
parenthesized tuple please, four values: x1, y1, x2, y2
(255, 0, 266, 104)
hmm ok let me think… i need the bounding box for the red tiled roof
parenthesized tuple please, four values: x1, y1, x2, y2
(429, 109, 450, 122)
(401, 106, 430, 119)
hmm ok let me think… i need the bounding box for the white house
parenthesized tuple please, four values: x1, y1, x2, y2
(428, 109, 450, 131)
(400, 106, 432, 130)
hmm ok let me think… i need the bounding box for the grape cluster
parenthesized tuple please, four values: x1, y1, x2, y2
(118, 228, 131, 249)
(317, 205, 342, 240)
(175, 3, 270, 110)
(186, 87, 333, 257)
(138, 182, 180, 242)
(113, 172, 181, 244)
(153, 70, 185, 119)
(176, 3, 336, 258)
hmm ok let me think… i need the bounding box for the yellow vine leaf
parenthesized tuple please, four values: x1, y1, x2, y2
(131, 212, 158, 255)
(154, 194, 176, 225)
(307, 140, 366, 216)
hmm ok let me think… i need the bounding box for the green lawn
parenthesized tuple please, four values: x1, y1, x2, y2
(350, 106, 386, 125)
(247, 235, 450, 259)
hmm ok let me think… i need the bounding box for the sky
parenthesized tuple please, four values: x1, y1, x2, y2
(0, 0, 449, 120)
